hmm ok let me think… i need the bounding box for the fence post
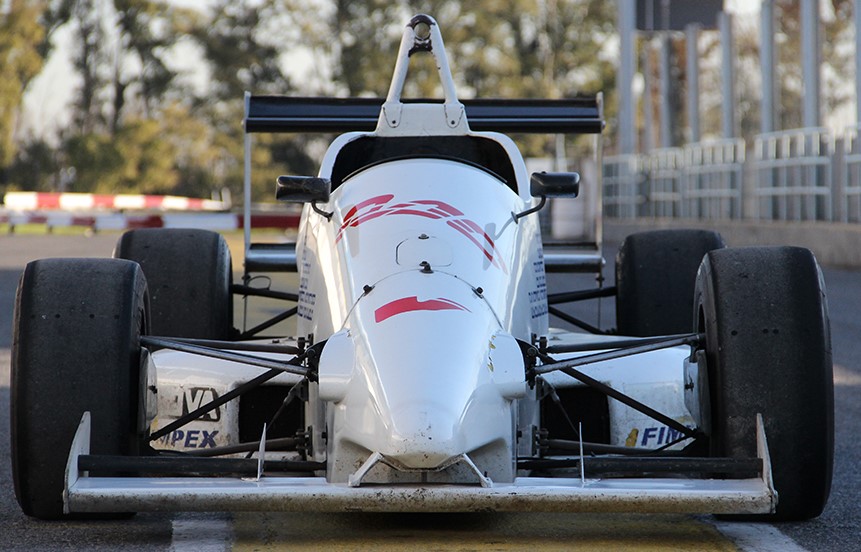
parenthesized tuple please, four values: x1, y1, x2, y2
(833, 136, 847, 223)
(742, 152, 757, 220)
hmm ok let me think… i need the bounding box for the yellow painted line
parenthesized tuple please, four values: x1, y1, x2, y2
(231, 512, 738, 551)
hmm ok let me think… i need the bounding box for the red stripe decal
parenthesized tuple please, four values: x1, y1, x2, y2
(375, 296, 470, 323)
(388, 209, 442, 219)
(334, 195, 507, 273)
(413, 200, 464, 216)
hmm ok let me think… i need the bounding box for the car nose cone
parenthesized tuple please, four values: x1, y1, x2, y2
(382, 403, 460, 468)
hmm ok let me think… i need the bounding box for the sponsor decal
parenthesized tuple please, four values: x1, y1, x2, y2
(529, 246, 548, 319)
(182, 387, 221, 422)
(298, 241, 315, 321)
(336, 194, 508, 273)
(528, 289, 548, 319)
(156, 429, 219, 449)
(375, 296, 470, 323)
(298, 272, 316, 322)
(640, 425, 688, 447)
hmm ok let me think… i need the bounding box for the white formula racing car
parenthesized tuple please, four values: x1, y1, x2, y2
(11, 14, 832, 522)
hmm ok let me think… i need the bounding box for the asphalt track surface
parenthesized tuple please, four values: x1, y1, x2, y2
(0, 233, 859, 551)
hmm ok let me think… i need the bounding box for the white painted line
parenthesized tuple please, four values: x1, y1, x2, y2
(834, 363, 861, 386)
(710, 519, 809, 552)
(170, 513, 234, 552)
(0, 348, 10, 386)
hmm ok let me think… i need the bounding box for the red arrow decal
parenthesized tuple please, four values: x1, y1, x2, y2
(375, 296, 470, 323)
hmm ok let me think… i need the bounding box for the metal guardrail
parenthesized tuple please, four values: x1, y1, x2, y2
(681, 139, 744, 220)
(842, 125, 861, 223)
(603, 154, 644, 219)
(753, 128, 832, 222)
(603, 127, 861, 224)
(646, 148, 683, 218)
(603, 141, 743, 221)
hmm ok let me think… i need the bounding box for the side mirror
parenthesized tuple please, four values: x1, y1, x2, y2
(276, 176, 333, 220)
(276, 176, 331, 203)
(530, 171, 580, 198)
(514, 172, 581, 222)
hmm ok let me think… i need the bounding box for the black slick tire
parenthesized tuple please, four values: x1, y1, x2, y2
(695, 246, 833, 521)
(11, 258, 149, 519)
(616, 229, 724, 336)
(115, 228, 233, 339)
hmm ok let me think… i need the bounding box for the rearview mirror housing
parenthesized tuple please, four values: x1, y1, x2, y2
(530, 171, 580, 198)
(276, 176, 331, 203)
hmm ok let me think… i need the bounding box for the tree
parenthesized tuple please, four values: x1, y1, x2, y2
(192, 0, 289, 103)
(190, 0, 317, 201)
(293, 0, 614, 157)
(311, 0, 615, 100)
(111, 0, 181, 128)
(10, 0, 616, 196)
(61, 116, 179, 194)
(69, 0, 109, 135)
(711, 1, 854, 143)
(7, 138, 59, 191)
(66, 0, 185, 135)
(0, 2, 47, 173)
(819, 0, 854, 125)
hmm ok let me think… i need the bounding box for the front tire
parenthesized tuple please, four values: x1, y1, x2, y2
(11, 258, 149, 519)
(695, 246, 833, 521)
(115, 228, 233, 339)
(616, 229, 724, 337)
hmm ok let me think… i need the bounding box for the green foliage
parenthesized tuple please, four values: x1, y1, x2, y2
(0, 1, 47, 170)
(61, 115, 188, 194)
(61, 127, 170, 194)
(6, 138, 59, 191)
(192, 0, 289, 102)
(819, 0, 854, 121)
(62, 132, 122, 191)
(113, 0, 180, 121)
(114, 117, 179, 193)
(308, 0, 615, 101)
(69, 0, 108, 134)
(308, 0, 614, 157)
(185, 0, 307, 201)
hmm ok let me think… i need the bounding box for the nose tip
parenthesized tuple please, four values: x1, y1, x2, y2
(383, 406, 460, 468)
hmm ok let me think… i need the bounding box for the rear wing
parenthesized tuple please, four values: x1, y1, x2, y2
(242, 93, 605, 275)
(244, 96, 604, 135)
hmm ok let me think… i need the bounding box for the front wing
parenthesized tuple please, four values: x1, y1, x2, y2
(64, 412, 776, 514)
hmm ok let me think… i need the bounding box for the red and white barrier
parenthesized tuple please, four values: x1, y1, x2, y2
(0, 190, 300, 231)
(0, 211, 300, 231)
(3, 192, 228, 212)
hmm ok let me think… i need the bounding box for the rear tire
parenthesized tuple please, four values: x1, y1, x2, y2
(115, 228, 233, 339)
(695, 246, 833, 521)
(11, 258, 149, 519)
(616, 229, 724, 336)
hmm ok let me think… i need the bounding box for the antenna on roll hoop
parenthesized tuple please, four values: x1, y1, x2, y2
(378, 14, 468, 134)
